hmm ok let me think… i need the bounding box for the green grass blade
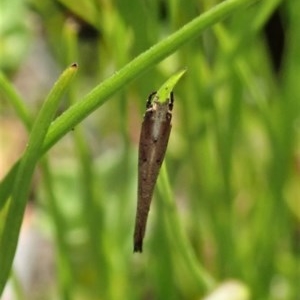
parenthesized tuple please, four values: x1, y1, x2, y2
(157, 163, 216, 292)
(0, 0, 260, 226)
(0, 72, 31, 128)
(0, 63, 78, 295)
(156, 69, 186, 103)
(44, 0, 259, 152)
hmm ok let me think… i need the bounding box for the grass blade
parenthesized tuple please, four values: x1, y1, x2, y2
(0, 0, 259, 209)
(0, 63, 78, 294)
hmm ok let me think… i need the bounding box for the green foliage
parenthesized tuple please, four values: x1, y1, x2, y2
(0, 0, 299, 299)
(0, 0, 31, 72)
(0, 64, 78, 294)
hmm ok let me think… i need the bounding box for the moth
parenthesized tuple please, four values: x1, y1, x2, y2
(134, 91, 174, 252)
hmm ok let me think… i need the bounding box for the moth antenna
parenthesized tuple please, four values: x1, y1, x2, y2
(168, 91, 174, 111)
(146, 91, 157, 108)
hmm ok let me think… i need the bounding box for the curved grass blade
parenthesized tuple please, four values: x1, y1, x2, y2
(0, 0, 259, 210)
(0, 63, 78, 295)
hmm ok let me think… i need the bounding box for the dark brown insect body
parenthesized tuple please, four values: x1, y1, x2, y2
(134, 92, 174, 252)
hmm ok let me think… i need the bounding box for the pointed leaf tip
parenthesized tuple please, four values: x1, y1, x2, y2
(156, 69, 186, 103)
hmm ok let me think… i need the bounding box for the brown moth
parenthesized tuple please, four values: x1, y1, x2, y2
(134, 91, 174, 252)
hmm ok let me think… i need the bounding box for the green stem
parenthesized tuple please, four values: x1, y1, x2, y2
(0, 64, 78, 295)
(44, 0, 259, 151)
(41, 159, 73, 300)
(0, 0, 259, 217)
(157, 163, 215, 292)
(0, 72, 31, 128)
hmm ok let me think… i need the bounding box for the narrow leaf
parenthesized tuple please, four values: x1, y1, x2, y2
(156, 69, 186, 103)
(0, 63, 78, 295)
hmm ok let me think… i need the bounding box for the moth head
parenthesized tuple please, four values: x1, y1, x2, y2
(146, 91, 174, 108)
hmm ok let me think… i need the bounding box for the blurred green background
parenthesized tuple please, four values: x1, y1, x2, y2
(0, 0, 299, 299)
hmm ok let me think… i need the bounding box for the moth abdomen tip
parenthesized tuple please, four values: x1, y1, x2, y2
(133, 241, 143, 253)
